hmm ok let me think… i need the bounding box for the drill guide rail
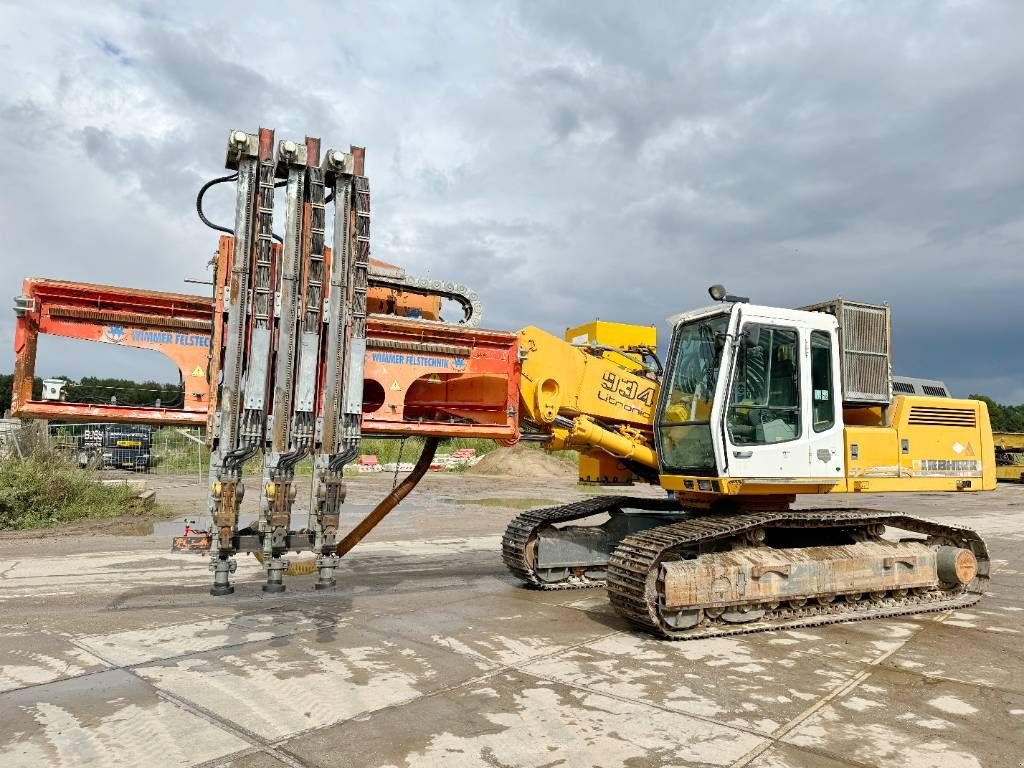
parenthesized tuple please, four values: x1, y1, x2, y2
(204, 130, 514, 595)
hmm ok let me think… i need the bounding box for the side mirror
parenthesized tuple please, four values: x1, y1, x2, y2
(744, 325, 761, 346)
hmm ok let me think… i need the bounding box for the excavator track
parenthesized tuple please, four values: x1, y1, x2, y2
(501, 495, 682, 589)
(607, 508, 989, 640)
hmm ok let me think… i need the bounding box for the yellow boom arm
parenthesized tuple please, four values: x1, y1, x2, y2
(516, 323, 661, 484)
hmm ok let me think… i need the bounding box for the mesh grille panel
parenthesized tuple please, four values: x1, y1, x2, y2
(840, 303, 890, 404)
(843, 305, 888, 354)
(801, 299, 892, 405)
(843, 353, 889, 401)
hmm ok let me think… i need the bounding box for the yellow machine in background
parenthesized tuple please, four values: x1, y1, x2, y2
(995, 432, 1024, 482)
(563, 320, 658, 373)
(504, 288, 993, 639)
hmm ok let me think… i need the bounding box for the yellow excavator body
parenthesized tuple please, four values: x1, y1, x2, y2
(515, 320, 996, 502)
(660, 394, 996, 504)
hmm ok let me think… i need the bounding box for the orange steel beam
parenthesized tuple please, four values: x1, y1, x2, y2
(13, 276, 215, 425)
(12, 238, 519, 441)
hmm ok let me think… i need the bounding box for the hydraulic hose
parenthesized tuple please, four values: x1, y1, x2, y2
(196, 172, 284, 243)
(195, 173, 238, 235)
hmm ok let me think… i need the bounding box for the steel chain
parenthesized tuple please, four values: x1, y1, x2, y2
(392, 437, 407, 490)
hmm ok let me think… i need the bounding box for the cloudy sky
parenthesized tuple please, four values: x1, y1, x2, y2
(1, 0, 1022, 401)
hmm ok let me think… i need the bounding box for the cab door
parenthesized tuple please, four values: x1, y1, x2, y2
(804, 326, 845, 478)
(722, 321, 810, 478)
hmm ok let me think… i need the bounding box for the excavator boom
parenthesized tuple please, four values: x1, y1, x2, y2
(516, 323, 661, 484)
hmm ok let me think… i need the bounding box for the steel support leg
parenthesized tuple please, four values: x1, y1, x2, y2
(262, 556, 287, 593)
(313, 469, 345, 589)
(208, 470, 245, 596)
(314, 554, 339, 590)
(260, 467, 297, 592)
(210, 556, 237, 596)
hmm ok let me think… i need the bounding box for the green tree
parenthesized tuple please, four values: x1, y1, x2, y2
(1, 374, 43, 417)
(969, 395, 1024, 432)
(0, 373, 11, 416)
(61, 377, 183, 407)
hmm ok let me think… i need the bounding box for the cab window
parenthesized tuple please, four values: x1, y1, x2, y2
(656, 312, 730, 474)
(810, 330, 834, 432)
(727, 324, 801, 445)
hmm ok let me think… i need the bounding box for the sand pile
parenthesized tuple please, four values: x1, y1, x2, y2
(468, 444, 576, 478)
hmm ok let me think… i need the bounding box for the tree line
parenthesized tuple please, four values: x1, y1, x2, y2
(0, 375, 184, 416)
(2, 373, 1023, 433)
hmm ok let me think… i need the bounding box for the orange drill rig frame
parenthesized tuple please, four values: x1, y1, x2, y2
(12, 128, 519, 595)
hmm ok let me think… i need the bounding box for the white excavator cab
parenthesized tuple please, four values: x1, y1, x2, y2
(655, 301, 845, 482)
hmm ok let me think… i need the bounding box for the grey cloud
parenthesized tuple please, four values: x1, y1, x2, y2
(0, 0, 1021, 403)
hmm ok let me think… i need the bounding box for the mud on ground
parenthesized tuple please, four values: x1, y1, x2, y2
(468, 443, 577, 478)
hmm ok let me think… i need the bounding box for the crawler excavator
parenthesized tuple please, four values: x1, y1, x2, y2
(10, 128, 994, 640)
(503, 292, 994, 639)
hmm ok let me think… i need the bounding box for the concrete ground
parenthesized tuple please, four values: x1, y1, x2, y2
(0, 473, 1022, 768)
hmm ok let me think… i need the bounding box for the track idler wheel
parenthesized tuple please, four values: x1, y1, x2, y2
(936, 545, 977, 588)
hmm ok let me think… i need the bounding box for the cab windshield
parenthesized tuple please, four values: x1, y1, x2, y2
(656, 312, 730, 475)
